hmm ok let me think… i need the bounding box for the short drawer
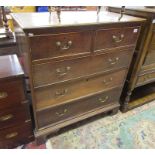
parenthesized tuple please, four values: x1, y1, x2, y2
(37, 87, 121, 128)
(0, 79, 26, 110)
(35, 69, 126, 109)
(136, 71, 155, 87)
(0, 104, 31, 129)
(94, 26, 140, 51)
(0, 122, 33, 149)
(29, 31, 92, 61)
(33, 48, 133, 87)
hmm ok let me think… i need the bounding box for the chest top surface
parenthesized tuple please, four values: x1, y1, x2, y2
(0, 54, 24, 80)
(11, 11, 145, 30)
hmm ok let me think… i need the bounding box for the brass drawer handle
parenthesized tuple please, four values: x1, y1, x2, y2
(5, 132, 18, 139)
(112, 34, 124, 43)
(55, 88, 68, 97)
(0, 114, 14, 122)
(99, 96, 109, 103)
(103, 77, 113, 85)
(108, 57, 119, 65)
(56, 40, 72, 50)
(0, 92, 8, 99)
(56, 66, 71, 77)
(56, 109, 68, 117)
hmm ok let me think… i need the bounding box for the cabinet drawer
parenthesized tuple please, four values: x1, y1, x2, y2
(94, 27, 140, 51)
(0, 104, 30, 129)
(136, 71, 155, 87)
(29, 31, 92, 61)
(33, 48, 133, 87)
(35, 69, 126, 109)
(0, 122, 33, 149)
(0, 79, 26, 110)
(37, 87, 121, 128)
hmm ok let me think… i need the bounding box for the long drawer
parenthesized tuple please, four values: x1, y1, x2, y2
(0, 104, 31, 130)
(0, 122, 33, 149)
(29, 31, 92, 61)
(94, 26, 140, 51)
(37, 87, 121, 128)
(35, 69, 126, 109)
(0, 79, 26, 110)
(33, 48, 133, 87)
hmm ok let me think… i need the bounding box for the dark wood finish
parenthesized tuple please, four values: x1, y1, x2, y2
(33, 48, 134, 87)
(37, 87, 122, 128)
(0, 79, 26, 109)
(0, 54, 23, 79)
(35, 69, 126, 109)
(12, 11, 144, 144)
(29, 31, 92, 61)
(0, 104, 30, 129)
(94, 26, 140, 51)
(0, 122, 33, 149)
(108, 7, 155, 111)
(0, 54, 33, 148)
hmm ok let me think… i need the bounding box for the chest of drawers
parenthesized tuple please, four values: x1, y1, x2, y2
(108, 7, 155, 111)
(12, 11, 144, 144)
(0, 54, 33, 148)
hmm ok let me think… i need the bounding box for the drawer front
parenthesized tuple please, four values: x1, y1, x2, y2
(0, 79, 26, 110)
(37, 87, 121, 128)
(0, 122, 33, 149)
(29, 31, 92, 60)
(136, 71, 155, 87)
(33, 48, 133, 87)
(35, 69, 126, 109)
(0, 104, 31, 129)
(94, 27, 140, 51)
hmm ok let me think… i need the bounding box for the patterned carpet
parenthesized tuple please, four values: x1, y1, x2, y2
(44, 101, 155, 149)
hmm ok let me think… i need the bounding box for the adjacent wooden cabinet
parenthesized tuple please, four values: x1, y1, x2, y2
(12, 11, 145, 143)
(0, 55, 33, 148)
(108, 7, 155, 111)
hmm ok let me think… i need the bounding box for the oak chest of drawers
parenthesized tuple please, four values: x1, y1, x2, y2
(0, 54, 33, 148)
(12, 11, 144, 143)
(108, 7, 155, 111)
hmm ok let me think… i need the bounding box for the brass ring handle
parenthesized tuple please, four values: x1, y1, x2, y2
(5, 132, 18, 139)
(103, 77, 113, 85)
(0, 92, 8, 99)
(99, 96, 109, 103)
(56, 109, 68, 117)
(112, 34, 124, 43)
(55, 88, 68, 97)
(56, 66, 71, 77)
(0, 114, 14, 122)
(108, 57, 119, 65)
(56, 40, 72, 50)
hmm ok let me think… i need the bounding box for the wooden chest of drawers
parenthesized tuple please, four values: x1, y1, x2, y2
(108, 7, 155, 111)
(0, 54, 33, 148)
(12, 11, 144, 144)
